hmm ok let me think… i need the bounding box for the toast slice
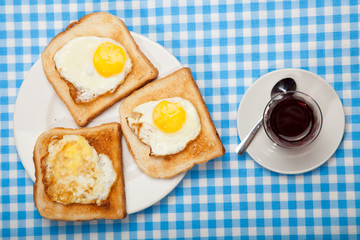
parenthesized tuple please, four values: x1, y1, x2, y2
(33, 122, 126, 221)
(42, 12, 158, 127)
(119, 68, 225, 178)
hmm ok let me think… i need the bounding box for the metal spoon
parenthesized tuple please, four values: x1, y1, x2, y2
(235, 77, 296, 155)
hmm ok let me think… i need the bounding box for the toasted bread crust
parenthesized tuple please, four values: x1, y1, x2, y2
(119, 68, 225, 178)
(42, 12, 158, 127)
(33, 123, 126, 221)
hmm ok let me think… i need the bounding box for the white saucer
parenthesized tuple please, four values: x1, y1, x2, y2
(237, 69, 345, 174)
(14, 32, 186, 214)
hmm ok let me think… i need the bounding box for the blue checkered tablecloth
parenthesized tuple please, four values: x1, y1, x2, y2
(1, 0, 359, 239)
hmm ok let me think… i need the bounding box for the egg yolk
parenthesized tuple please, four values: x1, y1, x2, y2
(153, 101, 186, 133)
(93, 42, 127, 77)
(53, 137, 94, 177)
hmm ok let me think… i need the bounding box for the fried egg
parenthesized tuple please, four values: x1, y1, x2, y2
(54, 36, 132, 102)
(44, 135, 117, 206)
(127, 97, 201, 156)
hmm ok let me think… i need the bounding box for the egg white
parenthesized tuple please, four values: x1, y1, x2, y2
(127, 97, 201, 156)
(45, 135, 117, 206)
(54, 36, 132, 102)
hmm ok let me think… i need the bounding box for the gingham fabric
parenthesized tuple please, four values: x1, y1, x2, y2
(1, 0, 359, 239)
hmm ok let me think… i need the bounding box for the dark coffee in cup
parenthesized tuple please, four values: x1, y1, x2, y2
(263, 91, 322, 148)
(270, 98, 314, 140)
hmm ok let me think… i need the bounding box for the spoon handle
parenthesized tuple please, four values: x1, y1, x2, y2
(235, 118, 263, 155)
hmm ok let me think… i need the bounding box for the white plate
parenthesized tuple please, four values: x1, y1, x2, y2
(14, 32, 186, 214)
(237, 69, 345, 174)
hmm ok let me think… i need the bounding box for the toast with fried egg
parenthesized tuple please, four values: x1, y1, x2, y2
(42, 12, 158, 127)
(119, 68, 225, 178)
(33, 122, 126, 221)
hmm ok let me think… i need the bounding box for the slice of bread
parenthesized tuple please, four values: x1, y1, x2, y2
(42, 12, 158, 127)
(33, 122, 126, 221)
(119, 68, 225, 178)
